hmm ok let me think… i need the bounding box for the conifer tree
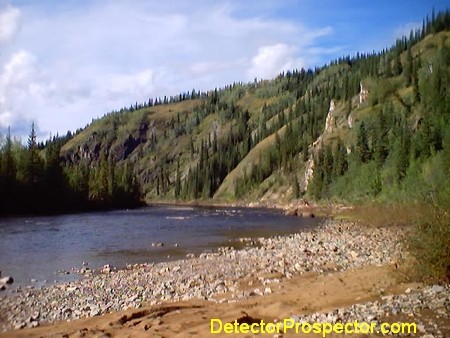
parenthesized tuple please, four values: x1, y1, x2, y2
(25, 123, 43, 186)
(175, 159, 181, 198)
(357, 122, 371, 163)
(333, 138, 348, 176)
(1, 127, 16, 183)
(404, 47, 413, 86)
(292, 175, 300, 199)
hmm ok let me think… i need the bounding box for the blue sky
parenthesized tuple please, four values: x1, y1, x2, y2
(0, 0, 448, 139)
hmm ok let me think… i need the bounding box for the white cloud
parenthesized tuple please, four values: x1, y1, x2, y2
(189, 61, 226, 76)
(0, 50, 45, 128)
(0, 1, 335, 139)
(0, 5, 20, 43)
(246, 25, 333, 80)
(105, 69, 157, 103)
(248, 44, 306, 80)
(393, 21, 422, 39)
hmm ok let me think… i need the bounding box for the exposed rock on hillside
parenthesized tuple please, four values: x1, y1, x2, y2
(359, 81, 369, 105)
(325, 99, 336, 133)
(347, 113, 354, 128)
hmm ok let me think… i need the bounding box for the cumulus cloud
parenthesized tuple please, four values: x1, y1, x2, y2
(0, 4, 20, 43)
(0, 50, 45, 128)
(0, 1, 336, 139)
(105, 69, 156, 103)
(247, 44, 305, 80)
(246, 25, 333, 80)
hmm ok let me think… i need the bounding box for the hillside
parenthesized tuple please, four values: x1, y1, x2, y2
(0, 10, 449, 322)
(57, 13, 450, 209)
(2, 11, 448, 215)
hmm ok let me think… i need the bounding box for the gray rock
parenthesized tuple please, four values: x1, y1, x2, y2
(90, 308, 100, 317)
(0, 276, 14, 285)
(13, 322, 26, 330)
(431, 285, 445, 293)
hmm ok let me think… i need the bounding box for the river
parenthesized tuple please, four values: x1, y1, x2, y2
(0, 205, 322, 289)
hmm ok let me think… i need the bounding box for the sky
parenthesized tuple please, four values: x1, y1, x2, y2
(0, 0, 448, 140)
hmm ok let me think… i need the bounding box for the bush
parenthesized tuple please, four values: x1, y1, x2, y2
(329, 161, 382, 203)
(408, 204, 450, 283)
(349, 202, 449, 283)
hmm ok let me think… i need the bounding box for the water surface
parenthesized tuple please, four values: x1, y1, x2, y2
(0, 205, 322, 288)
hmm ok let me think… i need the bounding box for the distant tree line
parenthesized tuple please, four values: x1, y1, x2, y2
(0, 124, 142, 215)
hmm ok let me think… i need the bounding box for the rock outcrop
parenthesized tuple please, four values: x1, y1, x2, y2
(302, 157, 315, 192)
(347, 113, 354, 129)
(324, 100, 336, 133)
(359, 82, 369, 105)
(62, 119, 149, 165)
(302, 99, 338, 192)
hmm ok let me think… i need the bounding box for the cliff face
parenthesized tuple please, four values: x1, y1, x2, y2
(62, 117, 150, 165)
(325, 100, 336, 133)
(301, 95, 354, 192)
(359, 82, 369, 105)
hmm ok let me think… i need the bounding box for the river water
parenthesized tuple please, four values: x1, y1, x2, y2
(0, 205, 322, 288)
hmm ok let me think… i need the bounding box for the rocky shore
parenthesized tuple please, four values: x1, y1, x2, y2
(1, 220, 448, 336)
(291, 283, 449, 337)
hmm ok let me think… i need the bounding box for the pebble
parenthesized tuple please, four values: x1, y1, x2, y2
(0, 220, 446, 337)
(290, 284, 449, 337)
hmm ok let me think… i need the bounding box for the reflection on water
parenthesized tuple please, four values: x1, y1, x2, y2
(0, 205, 323, 287)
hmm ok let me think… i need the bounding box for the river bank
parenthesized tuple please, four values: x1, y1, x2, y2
(148, 197, 346, 218)
(0, 205, 321, 289)
(1, 219, 448, 337)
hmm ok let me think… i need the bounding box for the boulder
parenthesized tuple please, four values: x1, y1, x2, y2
(0, 276, 13, 284)
(101, 264, 112, 274)
(0, 276, 13, 291)
(284, 208, 298, 216)
(301, 211, 315, 218)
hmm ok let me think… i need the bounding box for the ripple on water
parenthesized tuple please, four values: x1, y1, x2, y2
(0, 205, 323, 287)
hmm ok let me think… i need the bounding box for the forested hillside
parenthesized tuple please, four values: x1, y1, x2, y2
(1, 10, 449, 214)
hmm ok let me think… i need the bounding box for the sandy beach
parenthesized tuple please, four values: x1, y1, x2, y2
(1, 220, 449, 337)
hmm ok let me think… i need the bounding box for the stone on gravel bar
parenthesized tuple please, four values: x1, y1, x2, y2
(0, 219, 443, 336)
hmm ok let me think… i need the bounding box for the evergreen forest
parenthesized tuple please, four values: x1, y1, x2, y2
(1, 10, 450, 216)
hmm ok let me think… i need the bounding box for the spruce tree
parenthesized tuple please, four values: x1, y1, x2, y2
(26, 123, 43, 186)
(333, 138, 348, 176)
(2, 127, 16, 182)
(290, 175, 299, 199)
(174, 159, 181, 198)
(404, 47, 413, 86)
(357, 122, 371, 163)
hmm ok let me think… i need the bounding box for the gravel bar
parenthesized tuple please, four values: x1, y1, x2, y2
(1, 219, 447, 336)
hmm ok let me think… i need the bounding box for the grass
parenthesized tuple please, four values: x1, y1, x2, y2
(408, 204, 450, 283)
(61, 99, 202, 154)
(348, 202, 422, 228)
(213, 125, 287, 199)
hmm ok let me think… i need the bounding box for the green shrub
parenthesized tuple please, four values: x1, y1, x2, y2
(408, 205, 450, 283)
